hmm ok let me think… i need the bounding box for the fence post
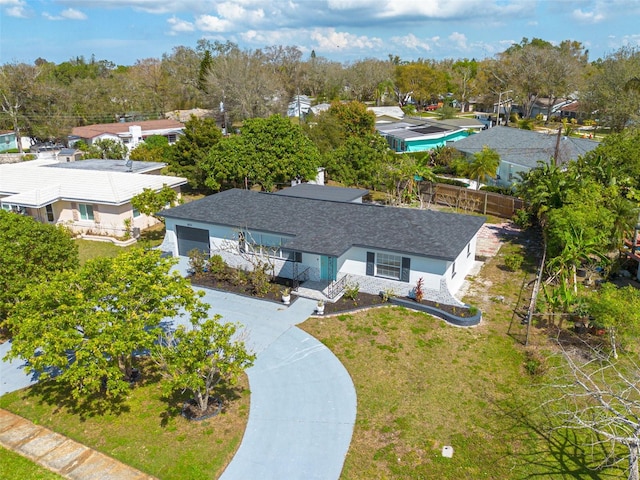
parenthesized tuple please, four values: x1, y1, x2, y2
(483, 191, 488, 215)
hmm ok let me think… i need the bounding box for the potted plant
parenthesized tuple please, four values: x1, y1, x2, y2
(281, 287, 291, 305)
(316, 300, 325, 315)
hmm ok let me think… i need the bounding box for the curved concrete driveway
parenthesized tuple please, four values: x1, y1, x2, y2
(188, 288, 357, 480)
(0, 285, 357, 480)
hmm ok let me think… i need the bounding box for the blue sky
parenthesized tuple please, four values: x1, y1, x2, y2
(1, 0, 639, 66)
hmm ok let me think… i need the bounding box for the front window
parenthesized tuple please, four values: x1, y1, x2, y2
(46, 204, 54, 222)
(79, 203, 94, 221)
(376, 253, 402, 280)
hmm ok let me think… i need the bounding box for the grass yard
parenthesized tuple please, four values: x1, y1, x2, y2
(301, 237, 626, 479)
(0, 370, 250, 480)
(76, 223, 166, 264)
(0, 446, 63, 479)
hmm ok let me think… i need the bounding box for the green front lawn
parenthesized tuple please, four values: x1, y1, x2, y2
(0, 372, 250, 480)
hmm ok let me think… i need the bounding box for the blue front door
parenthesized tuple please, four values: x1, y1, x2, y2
(320, 256, 337, 281)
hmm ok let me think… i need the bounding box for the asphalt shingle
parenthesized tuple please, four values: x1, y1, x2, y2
(161, 189, 485, 260)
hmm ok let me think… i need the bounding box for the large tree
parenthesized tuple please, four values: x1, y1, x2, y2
(395, 60, 447, 108)
(0, 211, 78, 325)
(583, 46, 640, 132)
(167, 116, 222, 191)
(4, 249, 209, 400)
(203, 114, 321, 191)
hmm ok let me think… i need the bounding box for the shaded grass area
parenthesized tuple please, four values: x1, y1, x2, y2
(0, 370, 250, 480)
(301, 236, 626, 479)
(76, 224, 165, 264)
(0, 446, 63, 479)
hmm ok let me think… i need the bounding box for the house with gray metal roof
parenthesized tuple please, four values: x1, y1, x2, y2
(160, 188, 485, 303)
(450, 126, 600, 187)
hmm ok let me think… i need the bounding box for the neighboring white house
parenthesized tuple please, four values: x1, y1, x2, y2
(159, 188, 484, 304)
(70, 119, 185, 153)
(0, 159, 187, 237)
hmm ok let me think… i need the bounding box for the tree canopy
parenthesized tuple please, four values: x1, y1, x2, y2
(4, 249, 210, 401)
(202, 114, 321, 191)
(0, 211, 78, 325)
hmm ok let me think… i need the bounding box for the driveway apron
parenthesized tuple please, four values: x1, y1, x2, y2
(195, 289, 357, 480)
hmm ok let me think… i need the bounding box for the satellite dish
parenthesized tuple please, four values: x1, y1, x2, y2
(125, 159, 133, 172)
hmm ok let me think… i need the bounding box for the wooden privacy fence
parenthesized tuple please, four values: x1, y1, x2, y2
(420, 182, 525, 218)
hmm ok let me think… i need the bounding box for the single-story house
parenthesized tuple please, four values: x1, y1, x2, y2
(450, 126, 600, 187)
(368, 106, 405, 124)
(287, 95, 313, 119)
(0, 159, 187, 237)
(0, 131, 18, 153)
(159, 188, 485, 303)
(377, 118, 476, 153)
(70, 119, 185, 153)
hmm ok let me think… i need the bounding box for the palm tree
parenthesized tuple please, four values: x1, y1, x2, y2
(467, 145, 500, 190)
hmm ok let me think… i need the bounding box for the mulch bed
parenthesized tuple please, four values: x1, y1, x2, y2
(190, 273, 472, 316)
(181, 397, 223, 421)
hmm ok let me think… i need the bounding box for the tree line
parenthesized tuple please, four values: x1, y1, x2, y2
(2, 38, 640, 147)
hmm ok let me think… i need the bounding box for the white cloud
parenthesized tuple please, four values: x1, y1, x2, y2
(391, 33, 434, 52)
(1, 0, 28, 18)
(572, 8, 605, 24)
(310, 27, 382, 52)
(195, 14, 232, 33)
(61, 8, 87, 20)
(167, 16, 195, 34)
(448, 32, 467, 50)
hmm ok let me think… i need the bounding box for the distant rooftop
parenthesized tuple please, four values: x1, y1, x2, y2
(46, 159, 166, 174)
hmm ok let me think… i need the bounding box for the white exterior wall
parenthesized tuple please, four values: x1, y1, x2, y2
(444, 234, 478, 294)
(340, 246, 447, 291)
(48, 200, 160, 237)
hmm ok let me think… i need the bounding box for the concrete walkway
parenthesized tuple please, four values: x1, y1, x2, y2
(0, 285, 357, 480)
(0, 409, 155, 479)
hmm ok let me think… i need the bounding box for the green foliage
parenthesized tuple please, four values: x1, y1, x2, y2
(436, 105, 457, 119)
(168, 116, 223, 191)
(208, 254, 226, 275)
(325, 134, 393, 189)
(511, 208, 533, 229)
(343, 282, 360, 301)
(503, 253, 524, 272)
(81, 138, 127, 160)
(4, 249, 209, 402)
(433, 176, 469, 188)
(203, 115, 321, 192)
(480, 185, 513, 195)
(129, 135, 171, 162)
(188, 248, 209, 276)
(0, 211, 78, 324)
(327, 101, 376, 137)
(247, 260, 272, 297)
(153, 316, 255, 413)
(130, 184, 181, 220)
(468, 145, 500, 189)
(583, 283, 640, 353)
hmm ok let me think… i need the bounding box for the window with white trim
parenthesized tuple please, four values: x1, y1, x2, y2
(78, 203, 94, 221)
(376, 252, 402, 280)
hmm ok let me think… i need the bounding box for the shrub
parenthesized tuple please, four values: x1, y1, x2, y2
(208, 254, 226, 276)
(523, 349, 547, 377)
(434, 176, 469, 188)
(480, 185, 513, 195)
(343, 282, 360, 301)
(188, 249, 208, 276)
(512, 209, 532, 229)
(414, 277, 424, 303)
(380, 288, 396, 302)
(248, 261, 271, 297)
(504, 253, 524, 272)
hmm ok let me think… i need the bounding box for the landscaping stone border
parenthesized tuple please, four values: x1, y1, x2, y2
(389, 297, 482, 327)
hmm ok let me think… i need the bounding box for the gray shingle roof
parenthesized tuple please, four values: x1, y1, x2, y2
(275, 184, 368, 202)
(451, 126, 599, 169)
(161, 189, 485, 260)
